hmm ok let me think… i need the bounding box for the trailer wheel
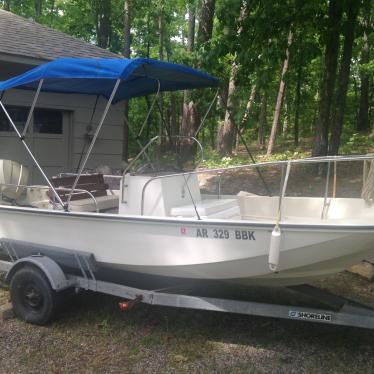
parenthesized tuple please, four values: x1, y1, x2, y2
(10, 265, 59, 325)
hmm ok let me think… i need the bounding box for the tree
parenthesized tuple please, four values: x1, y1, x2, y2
(267, 29, 293, 155)
(312, 0, 343, 157)
(217, 0, 246, 156)
(235, 85, 256, 150)
(187, 0, 195, 52)
(34, 0, 42, 19)
(357, 0, 371, 132)
(180, 0, 215, 164)
(217, 62, 239, 155)
(329, 0, 360, 155)
(180, 1, 197, 160)
(282, 90, 290, 136)
(294, 56, 303, 146)
(95, 0, 112, 49)
(3, 0, 368, 162)
(258, 90, 268, 148)
(196, 0, 215, 50)
(3, 0, 10, 10)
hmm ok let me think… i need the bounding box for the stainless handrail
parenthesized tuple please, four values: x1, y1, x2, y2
(135, 154, 374, 185)
(216, 155, 374, 199)
(321, 161, 332, 219)
(53, 188, 99, 213)
(0, 183, 99, 213)
(139, 154, 374, 216)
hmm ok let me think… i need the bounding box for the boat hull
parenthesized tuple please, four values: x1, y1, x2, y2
(1, 205, 374, 286)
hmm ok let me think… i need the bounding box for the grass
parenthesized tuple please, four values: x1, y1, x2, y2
(2, 272, 374, 373)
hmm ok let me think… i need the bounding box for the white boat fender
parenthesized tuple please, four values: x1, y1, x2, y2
(268, 226, 281, 272)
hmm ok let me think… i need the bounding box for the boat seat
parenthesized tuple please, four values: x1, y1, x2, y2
(48, 174, 119, 212)
(170, 198, 240, 219)
(68, 194, 119, 212)
(0, 160, 29, 201)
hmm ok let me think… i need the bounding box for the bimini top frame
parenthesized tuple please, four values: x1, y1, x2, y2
(0, 57, 219, 211)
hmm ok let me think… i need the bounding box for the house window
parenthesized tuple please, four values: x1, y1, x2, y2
(0, 105, 27, 132)
(0, 106, 63, 134)
(34, 108, 63, 134)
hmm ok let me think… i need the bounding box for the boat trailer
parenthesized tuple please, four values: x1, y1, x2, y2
(1, 239, 374, 329)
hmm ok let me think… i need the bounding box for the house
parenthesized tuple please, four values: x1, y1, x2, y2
(0, 9, 124, 183)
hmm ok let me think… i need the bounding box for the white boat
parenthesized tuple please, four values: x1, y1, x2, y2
(0, 57, 374, 287)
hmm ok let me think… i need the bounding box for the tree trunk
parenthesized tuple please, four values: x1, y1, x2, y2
(187, 2, 196, 52)
(282, 90, 290, 136)
(164, 26, 177, 148)
(217, 2, 247, 156)
(180, 0, 215, 165)
(294, 58, 302, 146)
(95, 0, 111, 49)
(197, 0, 215, 49)
(170, 94, 177, 138)
(146, 9, 150, 58)
(181, 2, 196, 137)
(312, 0, 343, 157)
(267, 29, 293, 155)
(235, 85, 256, 151)
(122, 0, 131, 163)
(4, 0, 10, 10)
(35, 0, 42, 19)
(217, 63, 239, 156)
(49, 0, 55, 26)
(240, 85, 257, 130)
(329, 0, 360, 155)
(179, 101, 201, 167)
(357, 0, 371, 132)
(258, 91, 268, 148)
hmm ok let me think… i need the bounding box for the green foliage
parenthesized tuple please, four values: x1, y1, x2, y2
(1, 0, 373, 160)
(340, 133, 374, 154)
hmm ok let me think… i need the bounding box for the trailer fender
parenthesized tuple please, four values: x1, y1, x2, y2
(5, 255, 75, 291)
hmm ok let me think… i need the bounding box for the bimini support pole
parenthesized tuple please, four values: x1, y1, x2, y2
(22, 79, 44, 137)
(66, 79, 121, 209)
(0, 98, 66, 210)
(137, 80, 160, 138)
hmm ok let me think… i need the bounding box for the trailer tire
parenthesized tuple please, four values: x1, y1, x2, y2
(10, 265, 59, 325)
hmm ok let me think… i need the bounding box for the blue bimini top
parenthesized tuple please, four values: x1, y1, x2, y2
(0, 57, 219, 103)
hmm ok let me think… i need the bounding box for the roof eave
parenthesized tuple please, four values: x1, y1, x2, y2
(0, 52, 49, 66)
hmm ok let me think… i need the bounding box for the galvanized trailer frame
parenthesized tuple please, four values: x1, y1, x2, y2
(1, 239, 374, 329)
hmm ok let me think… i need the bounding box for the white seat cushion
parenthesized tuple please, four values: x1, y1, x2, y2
(170, 198, 239, 218)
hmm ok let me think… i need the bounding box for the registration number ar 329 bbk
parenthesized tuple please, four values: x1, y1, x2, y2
(191, 228, 256, 240)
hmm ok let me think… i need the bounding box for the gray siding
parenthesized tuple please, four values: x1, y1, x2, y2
(0, 89, 124, 179)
